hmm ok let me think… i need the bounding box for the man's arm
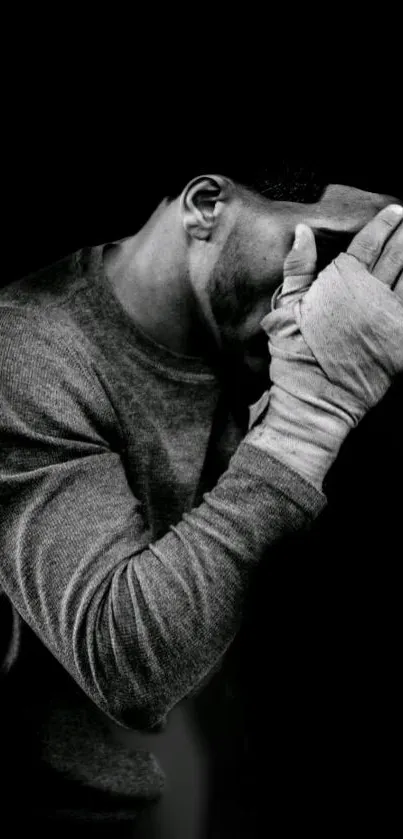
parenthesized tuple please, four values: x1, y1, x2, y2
(0, 310, 324, 731)
(1, 205, 401, 732)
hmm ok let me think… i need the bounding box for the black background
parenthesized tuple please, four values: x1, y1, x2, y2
(2, 83, 402, 836)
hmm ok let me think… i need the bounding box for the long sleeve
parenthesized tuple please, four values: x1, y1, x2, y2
(0, 309, 325, 730)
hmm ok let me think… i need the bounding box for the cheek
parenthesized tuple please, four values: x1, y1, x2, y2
(250, 219, 292, 286)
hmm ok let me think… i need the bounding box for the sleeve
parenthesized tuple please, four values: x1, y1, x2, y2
(0, 309, 326, 730)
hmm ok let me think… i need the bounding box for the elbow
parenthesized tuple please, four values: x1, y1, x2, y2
(72, 655, 168, 732)
(101, 691, 168, 732)
(72, 624, 169, 732)
(69, 571, 171, 731)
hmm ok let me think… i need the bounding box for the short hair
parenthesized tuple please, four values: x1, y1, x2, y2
(162, 157, 328, 204)
(109, 148, 403, 239)
(106, 153, 330, 239)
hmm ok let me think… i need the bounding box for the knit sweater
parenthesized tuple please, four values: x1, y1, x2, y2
(0, 245, 325, 824)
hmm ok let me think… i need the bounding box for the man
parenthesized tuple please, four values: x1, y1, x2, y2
(0, 158, 402, 838)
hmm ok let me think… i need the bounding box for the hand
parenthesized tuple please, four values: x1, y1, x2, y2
(346, 203, 402, 298)
(278, 202, 402, 306)
(247, 204, 403, 489)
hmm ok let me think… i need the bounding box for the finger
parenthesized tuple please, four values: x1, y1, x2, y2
(371, 220, 403, 287)
(347, 204, 403, 272)
(394, 271, 403, 303)
(280, 224, 317, 305)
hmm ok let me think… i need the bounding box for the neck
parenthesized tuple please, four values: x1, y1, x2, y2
(103, 200, 211, 359)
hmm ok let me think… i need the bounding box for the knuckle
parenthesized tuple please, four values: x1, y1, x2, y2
(383, 244, 403, 268)
(284, 254, 315, 273)
(378, 212, 399, 230)
(354, 235, 379, 258)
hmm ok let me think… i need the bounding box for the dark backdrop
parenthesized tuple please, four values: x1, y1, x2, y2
(2, 109, 402, 837)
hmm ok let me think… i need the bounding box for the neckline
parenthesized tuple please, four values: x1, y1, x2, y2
(78, 245, 218, 384)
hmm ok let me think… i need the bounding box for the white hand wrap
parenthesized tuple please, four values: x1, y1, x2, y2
(247, 253, 403, 489)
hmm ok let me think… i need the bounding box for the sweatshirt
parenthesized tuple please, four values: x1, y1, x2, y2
(0, 244, 325, 825)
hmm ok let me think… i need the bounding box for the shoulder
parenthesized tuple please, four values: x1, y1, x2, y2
(0, 304, 91, 379)
(0, 249, 83, 307)
(0, 305, 119, 442)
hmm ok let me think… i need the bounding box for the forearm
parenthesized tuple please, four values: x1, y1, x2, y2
(247, 386, 350, 490)
(1, 442, 324, 731)
(89, 442, 324, 728)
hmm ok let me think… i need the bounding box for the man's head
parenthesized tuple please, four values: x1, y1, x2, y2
(106, 157, 402, 408)
(173, 168, 401, 400)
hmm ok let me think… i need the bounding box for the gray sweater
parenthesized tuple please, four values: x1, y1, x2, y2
(0, 245, 325, 820)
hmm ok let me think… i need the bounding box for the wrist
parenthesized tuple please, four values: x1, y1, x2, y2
(246, 386, 350, 490)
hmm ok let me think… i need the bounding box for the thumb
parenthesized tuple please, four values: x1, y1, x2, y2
(280, 224, 317, 303)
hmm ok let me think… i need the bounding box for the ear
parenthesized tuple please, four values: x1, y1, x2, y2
(181, 175, 233, 240)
